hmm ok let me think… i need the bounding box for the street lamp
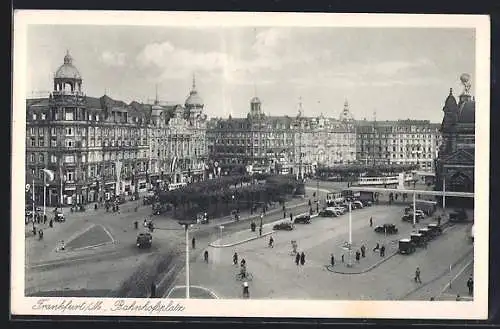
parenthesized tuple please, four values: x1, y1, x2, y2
(219, 225, 224, 243)
(178, 218, 196, 299)
(347, 201, 353, 267)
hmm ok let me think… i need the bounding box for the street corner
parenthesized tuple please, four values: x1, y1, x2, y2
(325, 249, 398, 275)
(166, 285, 219, 299)
(63, 224, 115, 251)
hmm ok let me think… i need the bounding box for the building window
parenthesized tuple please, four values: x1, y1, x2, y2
(30, 138, 36, 147)
(38, 139, 44, 147)
(65, 110, 74, 121)
(30, 128, 35, 135)
(64, 155, 75, 163)
(38, 128, 44, 136)
(51, 139, 57, 147)
(51, 128, 56, 136)
(50, 155, 57, 163)
(32, 113, 37, 121)
(82, 155, 86, 163)
(65, 139, 74, 148)
(67, 170, 74, 181)
(30, 153, 35, 162)
(41, 113, 46, 120)
(65, 127, 73, 136)
(39, 154, 44, 162)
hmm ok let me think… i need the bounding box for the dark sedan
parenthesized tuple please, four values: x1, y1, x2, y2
(319, 209, 339, 217)
(374, 224, 398, 234)
(273, 221, 294, 231)
(294, 214, 311, 224)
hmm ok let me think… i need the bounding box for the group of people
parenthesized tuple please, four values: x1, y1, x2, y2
(295, 251, 306, 266)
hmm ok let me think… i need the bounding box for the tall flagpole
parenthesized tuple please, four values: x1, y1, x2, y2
(43, 171, 47, 216)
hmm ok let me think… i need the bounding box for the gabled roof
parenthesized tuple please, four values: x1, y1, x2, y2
(442, 148, 474, 165)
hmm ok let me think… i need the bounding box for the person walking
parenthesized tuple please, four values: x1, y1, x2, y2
(192, 237, 196, 249)
(380, 245, 386, 257)
(414, 267, 422, 283)
(242, 281, 249, 298)
(290, 213, 293, 221)
(467, 276, 474, 296)
(369, 217, 373, 227)
(259, 226, 263, 237)
(43, 214, 47, 224)
(268, 236, 274, 248)
(49, 219, 53, 228)
(295, 252, 300, 266)
(360, 245, 366, 258)
(373, 242, 380, 252)
(341, 254, 344, 263)
(284, 211, 287, 219)
(300, 252, 306, 266)
(330, 254, 335, 267)
(150, 282, 157, 298)
(233, 252, 238, 265)
(204, 250, 209, 263)
(355, 250, 360, 263)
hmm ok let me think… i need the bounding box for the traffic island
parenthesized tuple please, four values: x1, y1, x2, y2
(325, 250, 398, 274)
(209, 230, 274, 248)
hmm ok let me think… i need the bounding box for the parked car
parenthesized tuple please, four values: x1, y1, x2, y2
(136, 232, 153, 248)
(427, 223, 442, 237)
(360, 200, 372, 207)
(319, 208, 339, 217)
(398, 238, 416, 254)
(294, 214, 311, 224)
(402, 213, 423, 223)
(273, 221, 294, 231)
(374, 224, 398, 234)
(410, 233, 426, 247)
(352, 200, 364, 209)
(418, 228, 431, 241)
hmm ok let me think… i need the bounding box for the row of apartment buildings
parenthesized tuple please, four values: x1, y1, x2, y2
(26, 52, 442, 206)
(207, 99, 442, 176)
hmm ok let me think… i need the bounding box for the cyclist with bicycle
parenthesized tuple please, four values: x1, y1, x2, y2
(240, 262, 247, 279)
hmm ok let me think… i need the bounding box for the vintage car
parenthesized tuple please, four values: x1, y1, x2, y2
(374, 224, 398, 234)
(398, 238, 416, 255)
(136, 232, 153, 248)
(402, 213, 423, 223)
(273, 221, 294, 231)
(410, 233, 426, 247)
(352, 200, 364, 209)
(54, 212, 65, 222)
(294, 214, 312, 224)
(418, 228, 431, 241)
(427, 223, 443, 237)
(319, 208, 339, 217)
(360, 200, 372, 207)
(197, 212, 209, 224)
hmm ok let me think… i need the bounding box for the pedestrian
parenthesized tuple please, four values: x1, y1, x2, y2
(38, 229, 44, 240)
(330, 254, 335, 267)
(204, 250, 209, 263)
(414, 267, 422, 283)
(373, 243, 380, 252)
(32, 226, 37, 236)
(242, 281, 249, 298)
(233, 252, 238, 265)
(150, 282, 156, 298)
(341, 254, 344, 263)
(308, 199, 312, 207)
(49, 219, 53, 228)
(134, 221, 138, 230)
(259, 226, 262, 236)
(284, 211, 286, 219)
(60, 240, 65, 251)
(369, 217, 373, 227)
(360, 245, 366, 258)
(300, 252, 305, 266)
(316, 203, 319, 213)
(456, 294, 461, 301)
(240, 258, 246, 267)
(355, 250, 360, 262)
(295, 252, 300, 266)
(290, 213, 293, 221)
(437, 216, 441, 226)
(467, 276, 473, 296)
(282, 204, 286, 212)
(268, 236, 274, 248)
(380, 245, 386, 257)
(192, 237, 196, 249)
(43, 214, 47, 224)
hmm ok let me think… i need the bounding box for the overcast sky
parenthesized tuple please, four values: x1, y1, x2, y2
(26, 26, 475, 122)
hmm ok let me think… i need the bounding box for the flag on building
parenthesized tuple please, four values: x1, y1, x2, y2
(42, 168, 55, 182)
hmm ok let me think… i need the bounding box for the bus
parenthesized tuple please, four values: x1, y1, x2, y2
(326, 191, 345, 206)
(167, 182, 187, 191)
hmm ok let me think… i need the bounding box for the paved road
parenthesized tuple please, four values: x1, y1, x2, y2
(172, 201, 473, 300)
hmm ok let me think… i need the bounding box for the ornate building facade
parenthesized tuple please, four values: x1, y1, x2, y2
(435, 74, 475, 208)
(26, 52, 208, 206)
(355, 119, 441, 172)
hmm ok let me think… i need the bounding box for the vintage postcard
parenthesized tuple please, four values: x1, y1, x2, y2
(11, 11, 490, 319)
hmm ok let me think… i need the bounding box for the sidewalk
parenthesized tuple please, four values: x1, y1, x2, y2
(209, 226, 274, 248)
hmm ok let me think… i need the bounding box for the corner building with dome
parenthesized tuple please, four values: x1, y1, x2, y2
(26, 52, 208, 206)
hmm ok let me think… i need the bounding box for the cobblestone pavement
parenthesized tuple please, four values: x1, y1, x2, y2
(173, 203, 473, 300)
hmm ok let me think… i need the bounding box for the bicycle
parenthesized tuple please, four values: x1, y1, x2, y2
(235, 272, 253, 281)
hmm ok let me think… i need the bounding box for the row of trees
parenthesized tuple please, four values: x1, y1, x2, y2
(157, 174, 302, 220)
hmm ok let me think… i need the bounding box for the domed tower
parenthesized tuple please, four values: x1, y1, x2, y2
(440, 88, 459, 154)
(250, 96, 262, 119)
(339, 99, 355, 122)
(53, 50, 83, 94)
(185, 74, 204, 119)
